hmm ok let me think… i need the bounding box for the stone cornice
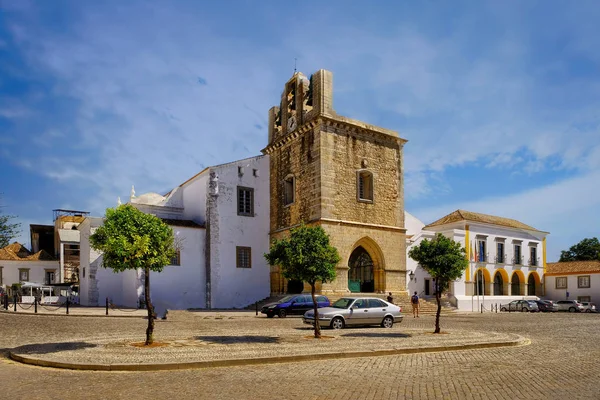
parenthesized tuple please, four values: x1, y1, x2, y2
(261, 115, 407, 155)
(270, 218, 407, 235)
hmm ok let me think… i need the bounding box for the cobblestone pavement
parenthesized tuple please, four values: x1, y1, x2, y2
(1, 311, 599, 399)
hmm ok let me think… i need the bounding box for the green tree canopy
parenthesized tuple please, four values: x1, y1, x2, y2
(0, 195, 21, 248)
(264, 224, 340, 338)
(559, 237, 600, 262)
(408, 233, 468, 333)
(90, 204, 175, 345)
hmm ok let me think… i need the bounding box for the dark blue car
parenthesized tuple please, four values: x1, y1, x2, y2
(261, 294, 330, 318)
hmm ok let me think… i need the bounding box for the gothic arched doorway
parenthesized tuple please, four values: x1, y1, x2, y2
(527, 274, 536, 296)
(493, 272, 504, 295)
(511, 273, 521, 295)
(348, 246, 374, 292)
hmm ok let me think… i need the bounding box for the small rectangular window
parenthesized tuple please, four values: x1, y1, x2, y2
(170, 250, 181, 266)
(357, 171, 373, 202)
(238, 166, 244, 175)
(284, 176, 295, 206)
(555, 277, 567, 289)
(578, 275, 590, 288)
(19, 269, 29, 282)
(83, 268, 86, 278)
(237, 186, 254, 216)
(236, 246, 252, 268)
(253, 169, 259, 177)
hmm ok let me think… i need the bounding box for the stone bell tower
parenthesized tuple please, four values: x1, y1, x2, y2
(263, 69, 408, 296)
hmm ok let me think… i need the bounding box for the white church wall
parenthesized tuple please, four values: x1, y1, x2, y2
(210, 156, 270, 309)
(150, 225, 206, 310)
(182, 172, 209, 225)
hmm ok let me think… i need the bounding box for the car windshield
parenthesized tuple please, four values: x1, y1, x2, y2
(331, 298, 354, 309)
(278, 295, 296, 303)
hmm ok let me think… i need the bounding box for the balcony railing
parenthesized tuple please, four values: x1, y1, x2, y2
(495, 254, 507, 264)
(529, 257, 540, 267)
(476, 253, 489, 263)
(512, 255, 524, 265)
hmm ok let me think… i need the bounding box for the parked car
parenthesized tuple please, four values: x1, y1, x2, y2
(261, 294, 330, 318)
(303, 297, 402, 329)
(534, 300, 557, 312)
(579, 302, 597, 313)
(500, 300, 539, 312)
(554, 300, 585, 312)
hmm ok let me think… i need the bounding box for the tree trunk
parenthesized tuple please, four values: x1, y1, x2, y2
(434, 280, 441, 334)
(311, 283, 321, 339)
(144, 266, 155, 345)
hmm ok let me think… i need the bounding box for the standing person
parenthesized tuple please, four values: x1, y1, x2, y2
(411, 291, 420, 318)
(387, 292, 394, 304)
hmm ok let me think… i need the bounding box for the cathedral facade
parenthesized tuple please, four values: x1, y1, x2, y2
(262, 69, 408, 295)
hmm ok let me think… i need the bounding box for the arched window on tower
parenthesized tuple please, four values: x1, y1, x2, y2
(357, 170, 374, 202)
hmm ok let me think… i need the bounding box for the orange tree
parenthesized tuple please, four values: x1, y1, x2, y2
(408, 233, 468, 333)
(90, 204, 175, 345)
(264, 225, 340, 338)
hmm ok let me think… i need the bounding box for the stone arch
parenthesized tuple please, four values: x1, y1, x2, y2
(511, 270, 526, 296)
(347, 237, 385, 293)
(493, 269, 509, 296)
(474, 268, 491, 296)
(527, 271, 541, 296)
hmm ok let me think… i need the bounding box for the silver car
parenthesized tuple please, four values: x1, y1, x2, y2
(303, 297, 403, 329)
(579, 302, 597, 313)
(555, 300, 585, 312)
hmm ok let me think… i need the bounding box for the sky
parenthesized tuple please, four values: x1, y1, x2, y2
(1, 0, 599, 261)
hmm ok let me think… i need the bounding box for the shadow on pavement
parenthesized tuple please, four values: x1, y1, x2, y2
(341, 332, 412, 338)
(194, 335, 280, 344)
(12, 342, 97, 355)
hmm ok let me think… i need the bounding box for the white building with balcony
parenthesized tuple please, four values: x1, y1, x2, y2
(406, 210, 549, 311)
(78, 155, 271, 310)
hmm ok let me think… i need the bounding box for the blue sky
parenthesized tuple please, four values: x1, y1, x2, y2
(1, 0, 599, 261)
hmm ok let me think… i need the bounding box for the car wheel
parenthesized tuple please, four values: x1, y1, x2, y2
(266, 312, 274, 318)
(569, 307, 576, 313)
(521, 307, 528, 312)
(381, 316, 394, 328)
(501, 307, 507, 311)
(585, 309, 591, 313)
(330, 317, 345, 330)
(278, 309, 287, 318)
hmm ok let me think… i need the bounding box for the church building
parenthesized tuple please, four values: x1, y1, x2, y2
(262, 69, 408, 296)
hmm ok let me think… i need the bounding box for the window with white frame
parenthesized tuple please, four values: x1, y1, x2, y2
(578, 275, 591, 288)
(496, 242, 505, 263)
(514, 244, 522, 264)
(477, 239, 487, 262)
(284, 176, 295, 206)
(357, 170, 374, 202)
(555, 277, 567, 289)
(529, 246, 538, 266)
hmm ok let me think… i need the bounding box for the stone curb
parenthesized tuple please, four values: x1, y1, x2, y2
(9, 337, 530, 372)
(0, 310, 144, 319)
